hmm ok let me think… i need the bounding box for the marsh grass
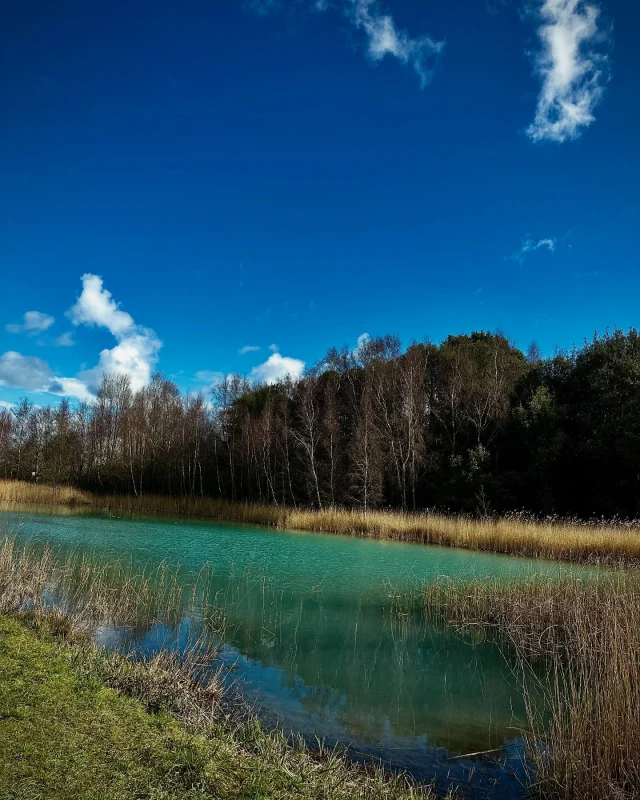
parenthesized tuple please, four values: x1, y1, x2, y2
(0, 480, 93, 506)
(421, 574, 640, 799)
(4, 478, 640, 564)
(0, 534, 216, 635)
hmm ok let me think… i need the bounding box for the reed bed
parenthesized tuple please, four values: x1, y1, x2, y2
(0, 479, 93, 506)
(0, 533, 224, 652)
(421, 574, 640, 799)
(4, 478, 640, 564)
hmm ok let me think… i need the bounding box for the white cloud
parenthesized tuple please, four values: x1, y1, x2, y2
(68, 274, 161, 393)
(508, 236, 556, 263)
(6, 311, 55, 335)
(526, 0, 610, 143)
(347, 0, 444, 87)
(250, 353, 305, 385)
(0, 400, 15, 411)
(239, 345, 260, 354)
(0, 275, 159, 403)
(351, 332, 371, 360)
(0, 351, 94, 402)
(268, 343, 279, 352)
(68, 273, 135, 336)
(195, 370, 225, 387)
(251, 1, 443, 89)
(54, 332, 75, 347)
(0, 351, 54, 390)
(47, 377, 95, 402)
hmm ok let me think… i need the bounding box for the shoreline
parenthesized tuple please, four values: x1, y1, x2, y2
(2, 479, 640, 565)
(0, 612, 443, 800)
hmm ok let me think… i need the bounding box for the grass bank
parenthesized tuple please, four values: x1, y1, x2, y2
(0, 535, 440, 800)
(0, 615, 440, 800)
(421, 574, 640, 799)
(3, 479, 640, 564)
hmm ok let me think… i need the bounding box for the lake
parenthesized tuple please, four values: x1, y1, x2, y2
(0, 507, 595, 798)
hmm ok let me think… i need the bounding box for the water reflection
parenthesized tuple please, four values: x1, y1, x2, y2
(0, 508, 573, 798)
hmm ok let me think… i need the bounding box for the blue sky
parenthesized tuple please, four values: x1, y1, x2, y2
(1, 0, 638, 406)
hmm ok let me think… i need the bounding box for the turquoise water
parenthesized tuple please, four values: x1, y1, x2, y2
(1, 508, 594, 798)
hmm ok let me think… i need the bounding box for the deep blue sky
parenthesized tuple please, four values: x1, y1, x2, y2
(1, 0, 638, 405)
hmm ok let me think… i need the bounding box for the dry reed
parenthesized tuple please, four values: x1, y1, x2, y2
(421, 574, 640, 799)
(4, 478, 640, 564)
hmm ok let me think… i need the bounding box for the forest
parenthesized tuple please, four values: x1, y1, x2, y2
(2, 328, 640, 519)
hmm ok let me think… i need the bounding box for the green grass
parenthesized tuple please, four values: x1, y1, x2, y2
(0, 615, 439, 800)
(0, 618, 214, 800)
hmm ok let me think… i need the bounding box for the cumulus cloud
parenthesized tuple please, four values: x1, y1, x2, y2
(508, 236, 557, 263)
(0, 351, 54, 390)
(69, 273, 137, 336)
(0, 275, 159, 403)
(348, 0, 445, 87)
(238, 345, 260, 354)
(68, 274, 161, 393)
(527, 0, 610, 143)
(0, 400, 14, 411)
(0, 351, 94, 402)
(47, 377, 95, 402)
(6, 311, 55, 335)
(250, 353, 305, 385)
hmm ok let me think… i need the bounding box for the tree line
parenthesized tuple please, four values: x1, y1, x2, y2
(2, 328, 640, 518)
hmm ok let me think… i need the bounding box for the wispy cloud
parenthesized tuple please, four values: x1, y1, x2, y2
(526, 0, 610, 143)
(250, 352, 305, 384)
(239, 345, 260, 354)
(53, 332, 75, 347)
(485, 0, 507, 16)
(195, 369, 225, 387)
(347, 0, 445, 87)
(507, 236, 557, 263)
(268, 343, 279, 352)
(6, 311, 55, 335)
(251, 0, 444, 89)
(68, 274, 162, 393)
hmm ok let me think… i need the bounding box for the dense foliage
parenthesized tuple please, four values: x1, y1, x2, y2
(2, 329, 640, 518)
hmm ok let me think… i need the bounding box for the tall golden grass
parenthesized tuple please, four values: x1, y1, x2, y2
(4, 479, 640, 564)
(421, 574, 640, 799)
(0, 480, 93, 506)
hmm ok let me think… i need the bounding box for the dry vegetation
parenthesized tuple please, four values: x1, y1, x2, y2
(4, 478, 640, 564)
(422, 574, 640, 799)
(0, 479, 94, 506)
